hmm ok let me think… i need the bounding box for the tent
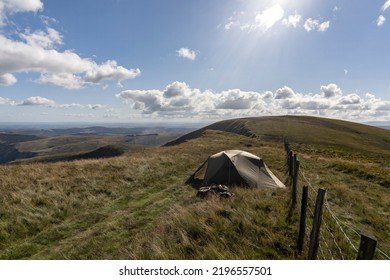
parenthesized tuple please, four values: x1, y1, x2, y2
(188, 150, 285, 188)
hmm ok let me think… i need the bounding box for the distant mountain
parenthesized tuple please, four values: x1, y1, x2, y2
(0, 126, 193, 164)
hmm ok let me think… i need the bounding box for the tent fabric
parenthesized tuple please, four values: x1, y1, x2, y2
(190, 150, 285, 188)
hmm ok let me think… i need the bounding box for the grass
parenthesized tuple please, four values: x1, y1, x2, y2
(1, 116, 390, 259)
(0, 130, 294, 259)
(129, 188, 295, 259)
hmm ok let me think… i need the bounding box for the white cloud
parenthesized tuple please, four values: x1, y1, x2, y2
(0, 33, 141, 89)
(0, 96, 12, 104)
(37, 73, 85, 89)
(84, 60, 140, 83)
(303, 18, 316, 31)
(163, 81, 191, 98)
(116, 81, 265, 115)
(318, 21, 330, 31)
(338, 94, 361, 105)
(225, 6, 332, 34)
(0, 73, 17, 86)
(274, 86, 295, 99)
(304, 18, 330, 32)
(216, 89, 262, 110)
(176, 48, 197, 60)
(3, 81, 390, 122)
(377, 101, 390, 111)
(282, 13, 302, 28)
(0, 0, 43, 26)
(116, 89, 163, 113)
(255, 4, 284, 30)
(1, 96, 108, 110)
(321, 83, 342, 98)
(0, 4, 140, 89)
(20, 27, 63, 49)
(377, 15, 386, 26)
(19, 96, 56, 107)
(382, 0, 390, 12)
(58, 103, 84, 109)
(115, 82, 390, 121)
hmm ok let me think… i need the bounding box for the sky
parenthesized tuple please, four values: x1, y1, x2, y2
(1, 0, 390, 124)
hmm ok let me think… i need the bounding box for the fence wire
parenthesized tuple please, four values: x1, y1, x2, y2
(286, 147, 390, 260)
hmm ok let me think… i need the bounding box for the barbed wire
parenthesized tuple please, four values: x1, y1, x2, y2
(376, 247, 390, 260)
(321, 216, 345, 259)
(285, 145, 390, 260)
(293, 156, 355, 259)
(324, 198, 359, 253)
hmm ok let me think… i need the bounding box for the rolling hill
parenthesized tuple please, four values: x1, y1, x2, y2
(0, 126, 192, 164)
(0, 116, 389, 259)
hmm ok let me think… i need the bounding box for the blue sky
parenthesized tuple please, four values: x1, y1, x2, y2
(1, 0, 390, 124)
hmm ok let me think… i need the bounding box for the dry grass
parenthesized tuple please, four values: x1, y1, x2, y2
(0, 130, 293, 259)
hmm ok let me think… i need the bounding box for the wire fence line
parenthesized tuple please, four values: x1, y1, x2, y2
(299, 162, 360, 259)
(285, 143, 390, 260)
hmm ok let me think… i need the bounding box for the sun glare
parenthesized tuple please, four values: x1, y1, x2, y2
(255, 4, 284, 30)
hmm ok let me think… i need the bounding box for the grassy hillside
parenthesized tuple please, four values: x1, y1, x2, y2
(0, 116, 389, 259)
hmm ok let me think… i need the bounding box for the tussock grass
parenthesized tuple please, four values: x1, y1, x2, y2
(0, 130, 292, 259)
(129, 188, 296, 259)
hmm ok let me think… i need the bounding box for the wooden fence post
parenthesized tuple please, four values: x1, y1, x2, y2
(308, 188, 326, 260)
(297, 186, 308, 254)
(289, 151, 294, 178)
(357, 234, 377, 260)
(286, 146, 290, 167)
(292, 158, 300, 205)
(284, 141, 289, 154)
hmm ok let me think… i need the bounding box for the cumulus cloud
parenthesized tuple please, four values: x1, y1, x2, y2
(116, 81, 266, 115)
(163, 81, 191, 98)
(115, 82, 390, 121)
(304, 18, 330, 32)
(0, 33, 141, 89)
(36, 73, 85, 89)
(338, 94, 361, 105)
(0, 73, 17, 86)
(19, 96, 56, 107)
(321, 83, 342, 98)
(274, 86, 295, 99)
(176, 48, 197, 60)
(216, 89, 262, 110)
(19, 27, 63, 49)
(84, 60, 140, 83)
(0, 4, 140, 89)
(377, 101, 390, 111)
(0, 0, 43, 26)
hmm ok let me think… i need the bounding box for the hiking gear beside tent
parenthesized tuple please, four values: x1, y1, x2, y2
(188, 150, 285, 188)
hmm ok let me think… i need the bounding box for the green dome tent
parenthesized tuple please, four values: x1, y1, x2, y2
(188, 150, 285, 188)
